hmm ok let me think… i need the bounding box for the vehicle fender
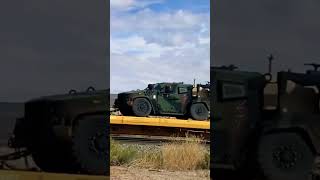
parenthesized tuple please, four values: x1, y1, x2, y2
(262, 126, 320, 154)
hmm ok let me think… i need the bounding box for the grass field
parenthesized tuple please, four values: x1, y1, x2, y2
(110, 137, 210, 171)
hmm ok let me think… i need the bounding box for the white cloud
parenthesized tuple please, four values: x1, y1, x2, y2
(111, 9, 209, 49)
(110, 0, 134, 9)
(111, 35, 172, 60)
(110, 37, 210, 93)
(111, 9, 208, 32)
(110, 0, 164, 12)
(111, 3, 210, 94)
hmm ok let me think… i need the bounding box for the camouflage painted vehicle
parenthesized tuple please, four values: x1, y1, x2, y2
(212, 61, 320, 180)
(310, 156, 320, 180)
(9, 87, 108, 175)
(114, 82, 210, 120)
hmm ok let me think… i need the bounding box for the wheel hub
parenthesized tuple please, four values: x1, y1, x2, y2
(273, 145, 299, 169)
(137, 102, 148, 113)
(196, 106, 204, 114)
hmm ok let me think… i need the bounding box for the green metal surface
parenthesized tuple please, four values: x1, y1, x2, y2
(114, 82, 210, 120)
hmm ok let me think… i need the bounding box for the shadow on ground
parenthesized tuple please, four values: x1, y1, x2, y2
(212, 169, 266, 180)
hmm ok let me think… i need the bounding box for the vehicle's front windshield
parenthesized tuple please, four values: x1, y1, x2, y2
(154, 84, 160, 89)
(145, 84, 158, 90)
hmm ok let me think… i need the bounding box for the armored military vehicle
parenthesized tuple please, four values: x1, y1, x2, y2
(8, 87, 108, 175)
(310, 156, 320, 180)
(114, 82, 210, 120)
(212, 59, 320, 180)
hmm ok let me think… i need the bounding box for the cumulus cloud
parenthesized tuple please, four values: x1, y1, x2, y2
(110, 0, 164, 11)
(111, 1, 209, 94)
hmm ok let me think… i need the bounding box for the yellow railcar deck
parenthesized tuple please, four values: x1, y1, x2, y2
(0, 170, 109, 180)
(110, 115, 210, 129)
(0, 116, 209, 179)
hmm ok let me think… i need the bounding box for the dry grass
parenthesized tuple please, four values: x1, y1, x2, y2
(161, 138, 209, 171)
(130, 149, 163, 169)
(110, 138, 138, 166)
(111, 136, 210, 171)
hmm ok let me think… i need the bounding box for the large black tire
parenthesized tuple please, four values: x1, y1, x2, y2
(31, 143, 79, 173)
(132, 98, 152, 117)
(29, 124, 79, 173)
(258, 133, 314, 180)
(72, 115, 108, 175)
(190, 103, 208, 120)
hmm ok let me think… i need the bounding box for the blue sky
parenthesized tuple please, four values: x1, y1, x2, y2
(110, 0, 210, 94)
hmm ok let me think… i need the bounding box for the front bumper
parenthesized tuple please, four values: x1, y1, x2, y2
(114, 97, 133, 108)
(9, 117, 28, 148)
(113, 98, 119, 108)
(310, 157, 320, 180)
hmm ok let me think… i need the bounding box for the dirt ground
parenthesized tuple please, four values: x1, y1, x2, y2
(0, 106, 211, 180)
(110, 166, 210, 180)
(1, 146, 210, 180)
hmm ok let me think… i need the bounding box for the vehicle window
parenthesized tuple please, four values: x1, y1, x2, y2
(154, 84, 160, 90)
(178, 87, 188, 94)
(164, 85, 174, 93)
(221, 82, 246, 99)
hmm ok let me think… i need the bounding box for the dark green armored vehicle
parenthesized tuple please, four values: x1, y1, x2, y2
(114, 82, 210, 120)
(212, 62, 320, 180)
(9, 87, 108, 175)
(310, 157, 320, 180)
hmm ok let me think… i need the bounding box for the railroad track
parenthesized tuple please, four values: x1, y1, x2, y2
(110, 115, 210, 140)
(111, 134, 210, 147)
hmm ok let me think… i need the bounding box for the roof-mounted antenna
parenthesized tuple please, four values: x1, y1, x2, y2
(263, 54, 274, 82)
(267, 54, 274, 74)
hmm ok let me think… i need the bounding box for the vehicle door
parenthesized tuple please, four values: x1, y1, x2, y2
(157, 84, 182, 114)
